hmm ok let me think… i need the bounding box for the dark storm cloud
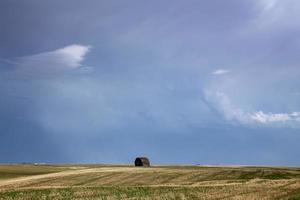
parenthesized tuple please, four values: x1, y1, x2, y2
(1, 0, 300, 164)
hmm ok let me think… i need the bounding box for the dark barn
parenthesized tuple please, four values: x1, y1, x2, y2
(134, 157, 150, 167)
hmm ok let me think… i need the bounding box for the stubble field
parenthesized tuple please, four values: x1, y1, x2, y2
(0, 164, 300, 199)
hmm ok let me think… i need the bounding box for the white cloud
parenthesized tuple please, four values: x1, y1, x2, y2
(251, 111, 300, 123)
(205, 91, 300, 127)
(16, 44, 91, 75)
(212, 69, 229, 75)
(52, 44, 91, 68)
(204, 91, 251, 124)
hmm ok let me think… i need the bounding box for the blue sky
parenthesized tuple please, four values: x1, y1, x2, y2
(1, 0, 300, 165)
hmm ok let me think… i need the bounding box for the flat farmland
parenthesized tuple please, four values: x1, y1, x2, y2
(0, 164, 300, 199)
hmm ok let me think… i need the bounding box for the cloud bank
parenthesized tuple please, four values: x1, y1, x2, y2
(1, 0, 300, 164)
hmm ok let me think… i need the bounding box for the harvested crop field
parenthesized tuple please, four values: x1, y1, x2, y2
(0, 164, 300, 199)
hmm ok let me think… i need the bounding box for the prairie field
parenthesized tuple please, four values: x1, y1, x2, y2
(0, 164, 300, 199)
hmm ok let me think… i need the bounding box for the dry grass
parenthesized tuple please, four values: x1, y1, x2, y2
(0, 164, 300, 199)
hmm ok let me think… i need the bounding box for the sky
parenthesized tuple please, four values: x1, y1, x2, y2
(1, 0, 300, 165)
